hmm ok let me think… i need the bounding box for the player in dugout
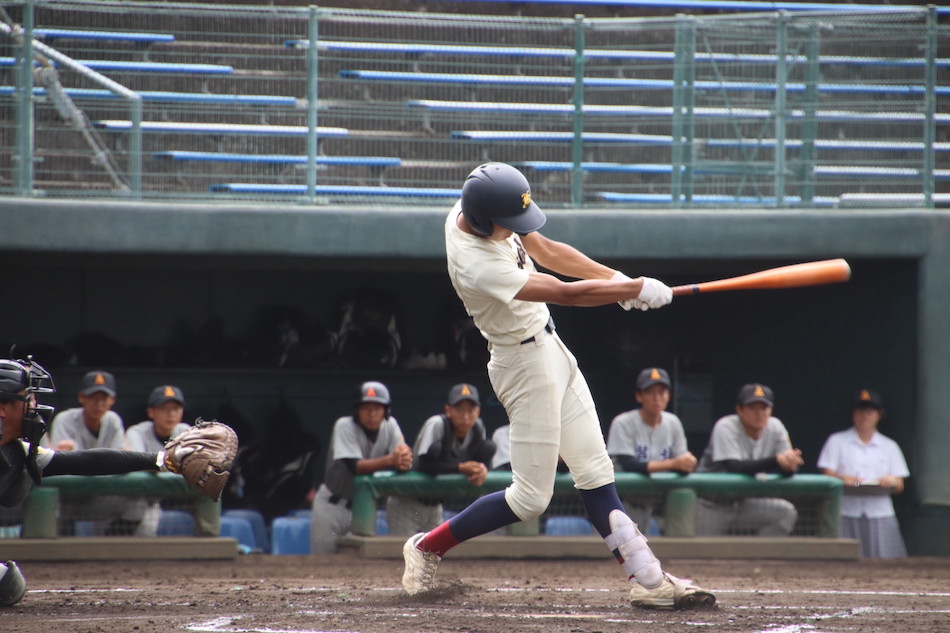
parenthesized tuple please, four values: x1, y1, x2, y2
(0, 356, 234, 607)
(401, 162, 715, 610)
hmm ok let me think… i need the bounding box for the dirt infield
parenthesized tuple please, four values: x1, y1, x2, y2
(3, 553, 949, 633)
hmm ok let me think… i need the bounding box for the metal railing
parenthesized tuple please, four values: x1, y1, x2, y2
(0, 1, 945, 208)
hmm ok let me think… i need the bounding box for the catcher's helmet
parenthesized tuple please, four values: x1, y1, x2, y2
(461, 162, 546, 237)
(357, 381, 391, 407)
(0, 358, 54, 402)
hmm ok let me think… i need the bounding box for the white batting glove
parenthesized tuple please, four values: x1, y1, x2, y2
(631, 276, 674, 311)
(611, 270, 637, 311)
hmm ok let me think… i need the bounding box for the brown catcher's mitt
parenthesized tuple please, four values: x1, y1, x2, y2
(160, 418, 238, 501)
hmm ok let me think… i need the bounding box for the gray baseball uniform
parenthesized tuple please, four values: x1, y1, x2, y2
(696, 414, 798, 535)
(47, 408, 145, 534)
(607, 410, 689, 530)
(607, 410, 689, 467)
(388, 414, 492, 536)
(49, 408, 126, 450)
(310, 414, 406, 554)
(125, 420, 192, 537)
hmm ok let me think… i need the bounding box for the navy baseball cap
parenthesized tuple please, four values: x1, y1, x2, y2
(148, 385, 185, 408)
(636, 367, 671, 391)
(447, 383, 480, 406)
(853, 389, 883, 410)
(80, 371, 116, 397)
(737, 383, 774, 407)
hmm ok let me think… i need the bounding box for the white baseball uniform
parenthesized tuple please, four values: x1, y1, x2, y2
(445, 203, 615, 520)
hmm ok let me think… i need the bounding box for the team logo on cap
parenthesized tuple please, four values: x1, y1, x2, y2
(461, 384, 472, 396)
(164, 386, 176, 397)
(521, 191, 532, 209)
(94, 373, 107, 385)
(650, 369, 661, 380)
(859, 389, 871, 401)
(754, 385, 766, 397)
(365, 386, 377, 397)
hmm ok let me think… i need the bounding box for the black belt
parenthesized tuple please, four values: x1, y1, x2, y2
(328, 494, 352, 509)
(521, 317, 555, 345)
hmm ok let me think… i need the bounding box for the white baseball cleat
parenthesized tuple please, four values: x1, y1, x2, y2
(628, 572, 716, 610)
(402, 532, 441, 595)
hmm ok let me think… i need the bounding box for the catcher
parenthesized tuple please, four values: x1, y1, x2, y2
(0, 356, 237, 607)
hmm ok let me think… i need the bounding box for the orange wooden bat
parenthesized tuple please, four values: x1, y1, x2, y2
(671, 259, 851, 296)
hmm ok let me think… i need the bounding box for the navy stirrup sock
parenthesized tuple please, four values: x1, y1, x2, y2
(447, 490, 520, 542)
(579, 483, 626, 538)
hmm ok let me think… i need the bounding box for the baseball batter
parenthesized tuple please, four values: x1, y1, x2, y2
(401, 162, 715, 610)
(310, 381, 412, 554)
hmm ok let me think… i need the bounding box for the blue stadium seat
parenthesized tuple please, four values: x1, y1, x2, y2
(270, 517, 311, 555)
(156, 509, 196, 536)
(223, 509, 270, 553)
(544, 516, 595, 536)
(219, 516, 257, 551)
(376, 509, 390, 536)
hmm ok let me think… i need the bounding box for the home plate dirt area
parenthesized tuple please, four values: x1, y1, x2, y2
(2, 554, 948, 633)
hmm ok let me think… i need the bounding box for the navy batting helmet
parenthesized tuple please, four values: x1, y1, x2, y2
(460, 163, 546, 237)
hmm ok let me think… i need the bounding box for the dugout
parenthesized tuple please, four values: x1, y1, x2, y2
(0, 198, 948, 555)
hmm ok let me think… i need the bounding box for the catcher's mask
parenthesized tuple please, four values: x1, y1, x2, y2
(0, 356, 55, 483)
(460, 162, 546, 237)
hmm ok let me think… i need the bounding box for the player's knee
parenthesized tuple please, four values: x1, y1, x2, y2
(0, 561, 26, 607)
(778, 501, 799, 533)
(506, 488, 553, 520)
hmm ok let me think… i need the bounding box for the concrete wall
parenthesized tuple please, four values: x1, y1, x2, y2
(1, 198, 947, 554)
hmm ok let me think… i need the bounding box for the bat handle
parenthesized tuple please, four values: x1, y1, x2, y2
(671, 284, 701, 296)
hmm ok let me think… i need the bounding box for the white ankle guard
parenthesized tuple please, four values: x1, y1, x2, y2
(603, 509, 663, 588)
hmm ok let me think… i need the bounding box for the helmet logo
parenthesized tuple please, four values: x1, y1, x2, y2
(860, 390, 871, 401)
(521, 191, 532, 209)
(366, 386, 377, 398)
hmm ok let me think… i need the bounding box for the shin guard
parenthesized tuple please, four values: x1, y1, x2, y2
(603, 509, 663, 588)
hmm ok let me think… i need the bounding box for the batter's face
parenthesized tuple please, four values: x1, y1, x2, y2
(636, 384, 670, 417)
(148, 401, 185, 438)
(445, 400, 480, 439)
(356, 402, 386, 432)
(736, 402, 772, 439)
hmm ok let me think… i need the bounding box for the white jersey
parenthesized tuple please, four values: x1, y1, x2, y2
(697, 414, 792, 471)
(444, 203, 550, 346)
(49, 408, 127, 450)
(607, 410, 688, 463)
(817, 428, 909, 518)
(125, 420, 192, 453)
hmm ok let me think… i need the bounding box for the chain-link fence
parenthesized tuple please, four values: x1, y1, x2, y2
(1, 1, 945, 206)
